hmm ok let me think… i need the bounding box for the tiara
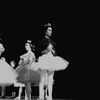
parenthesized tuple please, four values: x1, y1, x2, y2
(27, 40, 32, 43)
(44, 23, 51, 27)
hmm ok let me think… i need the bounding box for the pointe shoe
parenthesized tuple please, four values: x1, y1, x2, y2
(25, 97, 28, 100)
(14, 97, 20, 100)
(38, 97, 44, 100)
(48, 97, 52, 100)
(27, 96, 31, 100)
(45, 96, 49, 100)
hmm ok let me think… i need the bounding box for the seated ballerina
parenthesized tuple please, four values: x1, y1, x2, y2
(10, 61, 27, 100)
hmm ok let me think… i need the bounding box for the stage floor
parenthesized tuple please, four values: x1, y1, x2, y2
(0, 98, 74, 100)
(0, 99, 72, 100)
(0, 97, 73, 100)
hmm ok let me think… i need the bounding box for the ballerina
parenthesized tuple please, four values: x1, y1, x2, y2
(0, 43, 6, 98)
(37, 23, 69, 100)
(15, 40, 41, 100)
(0, 43, 18, 98)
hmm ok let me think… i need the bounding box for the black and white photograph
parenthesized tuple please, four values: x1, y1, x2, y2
(0, 2, 99, 100)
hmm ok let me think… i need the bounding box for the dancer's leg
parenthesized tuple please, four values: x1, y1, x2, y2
(44, 85, 48, 99)
(11, 85, 16, 99)
(18, 86, 23, 99)
(39, 76, 45, 100)
(45, 72, 49, 99)
(15, 86, 22, 100)
(47, 74, 54, 100)
(25, 89, 28, 100)
(1, 86, 5, 97)
(39, 83, 44, 100)
(45, 86, 48, 99)
(25, 82, 31, 100)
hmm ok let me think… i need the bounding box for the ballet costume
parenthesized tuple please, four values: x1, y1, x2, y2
(15, 52, 41, 85)
(36, 36, 69, 100)
(37, 51, 69, 71)
(0, 43, 17, 98)
(15, 52, 41, 100)
(0, 58, 18, 98)
(37, 36, 69, 71)
(0, 58, 18, 86)
(37, 50, 69, 100)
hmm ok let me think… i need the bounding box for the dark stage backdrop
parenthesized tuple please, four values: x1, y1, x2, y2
(0, 4, 99, 99)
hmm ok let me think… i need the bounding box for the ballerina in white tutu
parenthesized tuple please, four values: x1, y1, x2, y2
(0, 43, 18, 98)
(37, 23, 69, 100)
(0, 43, 6, 98)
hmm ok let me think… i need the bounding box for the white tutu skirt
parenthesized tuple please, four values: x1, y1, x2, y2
(37, 52, 69, 71)
(0, 60, 18, 85)
(31, 62, 39, 71)
(14, 83, 25, 87)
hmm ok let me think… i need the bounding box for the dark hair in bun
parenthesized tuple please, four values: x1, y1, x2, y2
(26, 40, 35, 51)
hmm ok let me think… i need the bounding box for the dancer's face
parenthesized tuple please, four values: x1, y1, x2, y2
(25, 43, 31, 51)
(46, 27, 52, 37)
(11, 62, 15, 67)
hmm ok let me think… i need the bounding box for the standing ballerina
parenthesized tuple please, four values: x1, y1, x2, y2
(37, 23, 69, 100)
(0, 43, 18, 98)
(15, 40, 41, 100)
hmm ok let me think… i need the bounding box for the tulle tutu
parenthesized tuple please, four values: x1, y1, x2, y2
(37, 52, 69, 71)
(15, 60, 41, 85)
(0, 59, 18, 86)
(14, 83, 25, 87)
(30, 62, 39, 71)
